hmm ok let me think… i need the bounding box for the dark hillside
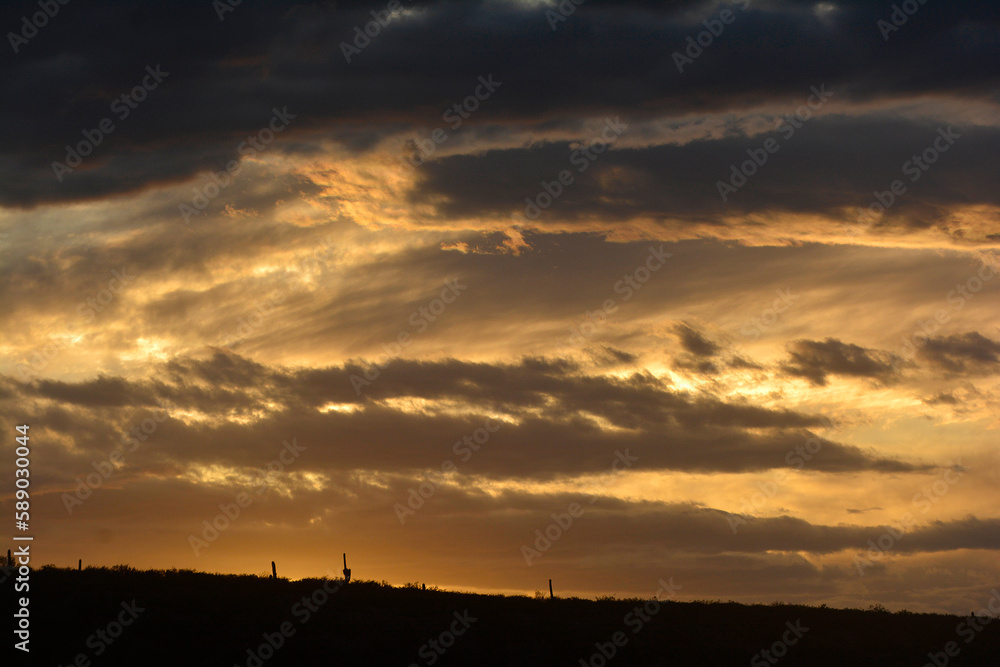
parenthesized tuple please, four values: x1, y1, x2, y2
(6, 566, 999, 666)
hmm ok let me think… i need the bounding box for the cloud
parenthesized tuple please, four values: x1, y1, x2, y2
(917, 332, 1000, 375)
(407, 116, 999, 241)
(846, 507, 882, 515)
(781, 338, 901, 386)
(922, 392, 959, 405)
(1, 351, 930, 480)
(2, 0, 999, 220)
(674, 323, 720, 357)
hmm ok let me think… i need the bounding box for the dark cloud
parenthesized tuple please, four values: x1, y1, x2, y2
(1, 0, 998, 207)
(409, 117, 998, 233)
(917, 332, 1000, 375)
(589, 345, 639, 366)
(727, 356, 764, 371)
(781, 338, 900, 386)
(711, 511, 1000, 555)
(673, 357, 720, 375)
(1, 352, 930, 482)
(922, 392, 959, 406)
(28, 375, 158, 407)
(674, 323, 720, 357)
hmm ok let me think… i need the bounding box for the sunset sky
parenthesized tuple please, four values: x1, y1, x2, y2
(2, 0, 999, 615)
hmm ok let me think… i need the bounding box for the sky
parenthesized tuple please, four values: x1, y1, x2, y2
(1, 0, 999, 615)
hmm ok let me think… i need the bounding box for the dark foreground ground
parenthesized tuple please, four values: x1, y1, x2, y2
(5, 566, 1000, 666)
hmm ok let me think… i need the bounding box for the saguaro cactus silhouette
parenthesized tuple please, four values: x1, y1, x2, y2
(342, 553, 351, 583)
(549, 579, 554, 599)
(271, 561, 277, 579)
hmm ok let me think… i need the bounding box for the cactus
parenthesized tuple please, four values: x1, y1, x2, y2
(78, 558, 82, 571)
(271, 561, 277, 579)
(549, 578, 554, 599)
(342, 553, 351, 583)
